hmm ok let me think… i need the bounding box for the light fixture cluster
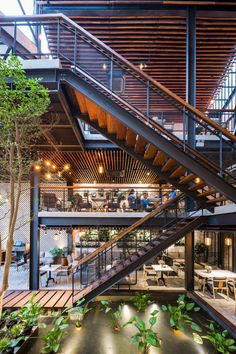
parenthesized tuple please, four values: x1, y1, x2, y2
(34, 160, 71, 180)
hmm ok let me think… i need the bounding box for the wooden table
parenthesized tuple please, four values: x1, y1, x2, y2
(40, 264, 61, 287)
(195, 269, 236, 294)
(152, 264, 173, 286)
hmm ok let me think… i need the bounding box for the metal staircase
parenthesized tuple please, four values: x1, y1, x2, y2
(72, 194, 204, 303)
(1, 14, 236, 206)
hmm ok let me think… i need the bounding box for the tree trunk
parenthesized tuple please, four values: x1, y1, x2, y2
(0, 139, 23, 316)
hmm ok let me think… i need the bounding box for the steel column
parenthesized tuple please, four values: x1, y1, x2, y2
(186, 6, 196, 149)
(185, 231, 195, 291)
(30, 169, 40, 290)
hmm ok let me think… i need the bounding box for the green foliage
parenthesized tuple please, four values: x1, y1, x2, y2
(161, 294, 201, 332)
(68, 298, 91, 328)
(98, 228, 110, 242)
(100, 300, 123, 331)
(9, 323, 24, 338)
(194, 243, 207, 256)
(0, 337, 12, 352)
(133, 292, 153, 312)
(0, 54, 50, 176)
(50, 247, 68, 258)
(10, 294, 44, 329)
(123, 310, 161, 353)
(42, 316, 69, 354)
(193, 321, 236, 354)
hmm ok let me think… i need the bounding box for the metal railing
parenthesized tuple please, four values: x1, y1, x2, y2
(71, 193, 201, 302)
(0, 14, 236, 181)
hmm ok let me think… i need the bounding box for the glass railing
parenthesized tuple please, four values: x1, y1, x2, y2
(1, 15, 236, 182)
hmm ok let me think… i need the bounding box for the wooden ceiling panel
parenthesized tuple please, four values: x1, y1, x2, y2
(40, 149, 160, 184)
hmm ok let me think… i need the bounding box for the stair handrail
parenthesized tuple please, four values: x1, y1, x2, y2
(0, 13, 235, 144)
(72, 193, 184, 270)
(71, 66, 229, 176)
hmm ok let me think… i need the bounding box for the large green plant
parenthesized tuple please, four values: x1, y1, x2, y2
(133, 292, 153, 312)
(193, 321, 236, 354)
(68, 298, 91, 328)
(42, 315, 69, 354)
(162, 294, 201, 332)
(100, 300, 123, 331)
(0, 55, 50, 314)
(123, 310, 161, 354)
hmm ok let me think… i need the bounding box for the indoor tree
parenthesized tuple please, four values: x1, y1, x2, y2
(0, 54, 50, 313)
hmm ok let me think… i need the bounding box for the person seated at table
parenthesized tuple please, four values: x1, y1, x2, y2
(128, 189, 136, 209)
(168, 188, 177, 199)
(141, 192, 153, 211)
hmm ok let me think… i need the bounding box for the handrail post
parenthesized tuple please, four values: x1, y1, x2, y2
(57, 19, 60, 57)
(110, 57, 113, 91)
(74, 28, 77, 67)
(146, 80, 150, 119)
(220, 132, 223, 177)
(13, 22, 17, 55)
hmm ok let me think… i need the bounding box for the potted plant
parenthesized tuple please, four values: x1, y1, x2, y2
(194, 242, 207, 263)
(123, 310, 161, 354)
(68, 298, 91, 328)
(133, 292, 153, 312)
(100, 301, 123, 332)
(50, 247, 68, 266)
(98, 229, 110, 243)
(42, 315, 69, 354)
(0, 338, 13, 354)
(162, 294, 202, 334)
(193, 321, 236, 354)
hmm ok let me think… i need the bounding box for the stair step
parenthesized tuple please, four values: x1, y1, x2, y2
(179, 173, 196, 184)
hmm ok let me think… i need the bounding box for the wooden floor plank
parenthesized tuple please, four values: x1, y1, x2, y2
(5, 291, 31, 308)
(2, 290, 15, 300)
(64, 294, 73, 308)
(39, 291, 57, 307)
(44, 291, 65, 308)
(3, 291, 23, 306)
(54, 291, 72, 308)
(16, 291, 39, 307)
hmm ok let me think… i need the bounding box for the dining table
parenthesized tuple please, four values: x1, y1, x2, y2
(194, 269, 236, 294)
(40, 264, 61, 287)
(152, 264, 173, 286)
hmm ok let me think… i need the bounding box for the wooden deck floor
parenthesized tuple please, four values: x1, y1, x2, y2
(3, 290, 73, 308)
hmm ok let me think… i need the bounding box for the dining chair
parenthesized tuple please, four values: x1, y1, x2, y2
(142, 264, 157, 286)
(207, 277, 229, 300)
(55, 264, 73, 283)
(227, 278, 236, 301)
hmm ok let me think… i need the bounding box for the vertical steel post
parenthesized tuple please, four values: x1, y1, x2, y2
(146, 80, 150, 118)
(185, 231, 195, 291)
(13, 22, 17, 55)
(110, 58, 113, 91)
(30, 169, 40, 290)
(186, 6, 196, 149)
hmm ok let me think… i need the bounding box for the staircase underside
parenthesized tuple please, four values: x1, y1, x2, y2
(74, 216, 204, 303)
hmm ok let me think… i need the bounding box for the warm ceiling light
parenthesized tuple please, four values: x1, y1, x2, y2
(34, 165, 41, 171)
(102, 63, 107, 70)
(195, 177, 201, 184)
(98, 164, 104, 174)
(45, 173, 51, 180)
(64, 164, 70, 171)
(225, 237, 232, 246)
(139, 63, 147, 71)
(45, 161, 51, 167)
(147, 172, 150, 176)
(52, 164, 56, 170)
(205, 237, 211, 246)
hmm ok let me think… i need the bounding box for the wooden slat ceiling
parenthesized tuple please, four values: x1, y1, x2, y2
(39, 2, 236, 112)
(40, 150, 161, 184)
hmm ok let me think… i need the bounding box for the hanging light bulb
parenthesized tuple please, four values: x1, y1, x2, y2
(45, 160, 51, 167)
(58, 171, 62, 178)
(52, 164, 56, 170)
(64, 164, 70, 171)
(44, 229, 47, 236)
(98, 164, 104, 174)
(45, 172, 51, 180)
(102, 63, 107, 70)
(54, 231, 59, 241)
(35, 164, 41, 171)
